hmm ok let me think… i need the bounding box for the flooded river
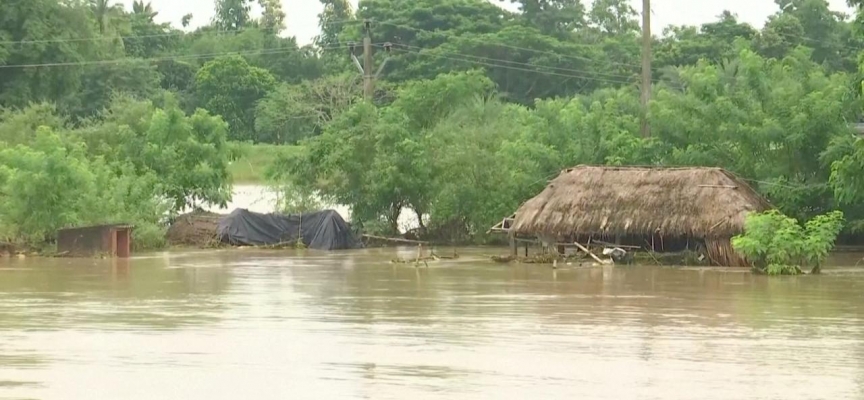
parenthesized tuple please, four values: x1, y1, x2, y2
(2, 248, 864, 399)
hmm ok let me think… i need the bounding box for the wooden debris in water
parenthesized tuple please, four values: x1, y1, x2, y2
(573, 241, 611, 265)
(491, 255, 517, 263)
(390, 246, 458, 267)
(362, 234, 429, 245)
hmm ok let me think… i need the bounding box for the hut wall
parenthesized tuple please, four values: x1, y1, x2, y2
(56, 225, 132, 258)
(57, 226, 109, 256)
(705, 238, 747, 267)
(571, 233, 700, 253)
(566, 233, 747, 267)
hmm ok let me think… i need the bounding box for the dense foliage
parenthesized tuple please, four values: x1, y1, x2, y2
(732, 210, 845, 275)
(4, 0, 864, 249)
(0, 94, 232, 249)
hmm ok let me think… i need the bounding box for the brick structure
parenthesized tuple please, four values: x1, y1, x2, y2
(56, 224, 132, 258)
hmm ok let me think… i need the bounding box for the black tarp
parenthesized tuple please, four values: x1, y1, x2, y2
(217, 209, 361, 250)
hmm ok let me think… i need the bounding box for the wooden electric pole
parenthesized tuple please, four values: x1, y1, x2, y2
(363, 30, 373, 99)
(349, 20, 391, 101)
(640, 0, 652, 138)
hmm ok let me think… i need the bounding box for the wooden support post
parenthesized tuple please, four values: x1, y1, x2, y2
(363, 35, 373, 100)
(509, 234, 517, 256)
(574, 242, 608, 265)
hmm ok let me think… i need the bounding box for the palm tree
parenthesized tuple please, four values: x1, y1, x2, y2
(91, 0, 109, 34)
(132, 0, 158, 21)
(90, 0, 124, 34)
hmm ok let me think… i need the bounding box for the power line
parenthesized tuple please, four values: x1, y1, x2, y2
(0, 18, 362, 46)
(5, 15, 856, 74)
(17, 17, 624, 71)
(376, 20, 864, 71)
(390, 46, 635, 86)
(392, 43, 635, 81)
(4, 10, 858, 61)
(2, 30, 188, 45)
(3, 14, 857, 79)
(375, 20, 645, 70)
(0, 43, 362, 69)
(641, 0, 652, 138)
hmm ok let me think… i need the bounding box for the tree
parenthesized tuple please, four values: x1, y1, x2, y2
(257, 0, 286, 33)
(278, 102, 387, 228)
(154, 59, 198, 110)
(131, 1, 157, 19)
(316, 0, 353, 48)
(587, 0, 640, 36)
(506, 0, 587, 38)
(195, 55, 277, 141)
(650, 46, 856, 221)
(0, 128, 104, 243)
(353, 0, 516, 51)
(655, 12, 757, 68)
(0, 127, 168, 247)
(754, 0, 851, 71)
(0, 0, 104, 108)
(828, 60, 864, 210)
(213, 0, 253, 31)
(255, 74, 362, 144)
(279, 71, 496, 233)
(64, 59, 163, 119)
(184, 28, 321, 83)
(124, 1, 181, 58)
(90, 0, 111, 34)
(0, 103, 66, 146)
(426, 98, 546, 239)
(74, 95, 234, 212)
(413, 26, 629, 104)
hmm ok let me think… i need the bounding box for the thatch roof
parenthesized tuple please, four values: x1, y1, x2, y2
(510, 166, 771, 238)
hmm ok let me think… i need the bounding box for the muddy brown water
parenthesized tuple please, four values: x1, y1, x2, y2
(1, 248, 864, 400)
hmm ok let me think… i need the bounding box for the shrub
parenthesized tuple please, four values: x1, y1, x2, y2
(732, 210, 844, 275)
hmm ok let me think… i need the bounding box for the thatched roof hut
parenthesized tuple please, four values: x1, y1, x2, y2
(510, 166, 771, 266)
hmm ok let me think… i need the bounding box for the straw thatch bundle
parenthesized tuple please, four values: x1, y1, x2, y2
(166, 210, 223, 247)
(511, 166, 770, 241)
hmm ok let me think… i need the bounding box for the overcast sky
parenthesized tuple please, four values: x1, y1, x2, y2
(118, 0, 854, 45)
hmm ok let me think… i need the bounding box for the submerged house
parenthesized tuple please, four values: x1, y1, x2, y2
(508, 166, 771, 266)
(56, 224, 133, 258)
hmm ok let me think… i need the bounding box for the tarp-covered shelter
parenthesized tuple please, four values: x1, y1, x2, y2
(509, 166, 771, 266)
(217, 209, 360, 250)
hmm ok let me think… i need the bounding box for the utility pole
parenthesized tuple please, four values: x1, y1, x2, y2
(348, 20, 391, 101)
(363, 27, 373, 99)
(640, 0, 652, 138)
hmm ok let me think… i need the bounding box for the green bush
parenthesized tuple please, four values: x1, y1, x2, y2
(0, 128, 169, 249)
(732, 210, 844, 275)
(0, 96, 233, 251)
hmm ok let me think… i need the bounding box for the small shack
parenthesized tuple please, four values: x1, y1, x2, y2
(508, 166, 771, 266)
(56, 224, 132, 258)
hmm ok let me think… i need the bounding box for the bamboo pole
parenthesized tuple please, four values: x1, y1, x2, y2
(573, 242, 609, 264)
(362, 234, 429, 245)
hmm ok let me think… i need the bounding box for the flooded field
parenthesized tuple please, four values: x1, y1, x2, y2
(1, 248, 864, 399)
